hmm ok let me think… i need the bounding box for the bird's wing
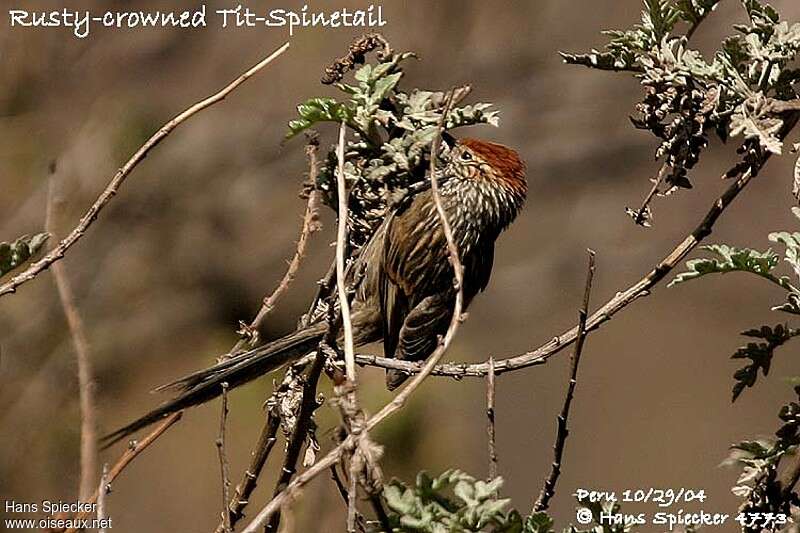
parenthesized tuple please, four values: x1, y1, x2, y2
(381, 190, 460, 359)
(473, 240, 495, 293)
(379, 207, 411, 359)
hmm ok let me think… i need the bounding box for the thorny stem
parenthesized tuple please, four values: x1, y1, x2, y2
(534, 250, 596, 513)
(216, 383, 232, 533)
(96, 464, 109, 533)
(223, 140, 321, 359)
(630, 162, 669, 227)
(487, 357, 498, 484)
(215, 410, 281, 533)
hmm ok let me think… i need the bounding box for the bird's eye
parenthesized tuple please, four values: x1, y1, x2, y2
(460, 151, 473, 161)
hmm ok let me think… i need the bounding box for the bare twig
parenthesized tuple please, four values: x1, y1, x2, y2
(336, 122, 356, 384)
(330, 465, 368, 532)
(333, 120, 362, 533)
(534, 250, 596, 513)
(348, 462, 359, 533)
(330, 464, 351, 506)
(239, 88, 464, 533)
(224, 148, 321, 356)
(0, 42, 290, 299)
(216, 383, 232, 533)
(629, 162, 669, 227)
(350, 133, 793, 379)
(215, 409, 280, 533)
(368, 491, 392, 533)
(767, 99, 800, 114)
(59, 412, 182, 533)
(487, 357, 498, 483)
(96, 464, 109, 533)
(45, 178, 98, 502)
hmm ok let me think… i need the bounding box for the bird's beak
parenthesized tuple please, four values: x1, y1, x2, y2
(442, 131, 457, 148)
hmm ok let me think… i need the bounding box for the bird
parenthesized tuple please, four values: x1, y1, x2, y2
(102, 137, 527, 447)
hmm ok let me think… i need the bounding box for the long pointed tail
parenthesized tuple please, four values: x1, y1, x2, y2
(101, 322, 327, 448)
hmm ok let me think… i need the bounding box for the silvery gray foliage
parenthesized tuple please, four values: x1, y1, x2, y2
(379, 470, 520, 533)
(0, 233, 49, 278)
(671, 208, 800, 400)
(374, 470, 630, 533)
(286, 51, 499, 250)
(727, 389, 800, 532)
(563, 0, 800, 223)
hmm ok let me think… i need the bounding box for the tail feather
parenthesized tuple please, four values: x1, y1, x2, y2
(152, 348, 252, 393)
(101, 323, 327, 449)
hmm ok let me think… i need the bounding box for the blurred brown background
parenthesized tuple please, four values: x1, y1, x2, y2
(3, 1, 800, 531)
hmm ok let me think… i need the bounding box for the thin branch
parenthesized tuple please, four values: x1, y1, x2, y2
(59, 412, 182, 533)
(486, 357, 498, 483)
(216, 383, 232, 533)
(330, 465, 368, 532)
(767, 99, 800, 114)
(333, 120, 362, 533)
(239, 87, 464, 533)
(45, 178, 98, 502)
(0, 41, 290, 299)
(215, 409, 280, 533)
(629, 162, 669, 227)
(348, 463, 359, 533)
(367, 491, 392, 533)
(330, 464, 351, 507)
(350, 134, 792, 378)
(97, 464, 109, 533)
(224, 145, 321, 357)
(336, 122, 356, 383)
(534, 249, 596, 513)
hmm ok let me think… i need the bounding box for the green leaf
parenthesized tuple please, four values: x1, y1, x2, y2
(524, 512, 555, 533)
(381, 471, 521, 532)
(731, 440, 773, 458)
(731, 324, 800, 401)
(372, 72, 403, 102)
(642, 0, 681, 41)
(669, 244, 780, 286)
(675, 0, 722, 25)
(0, 232, 50, 278)
(741, 0, 780, 26)
(285, 98, 353, 139)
